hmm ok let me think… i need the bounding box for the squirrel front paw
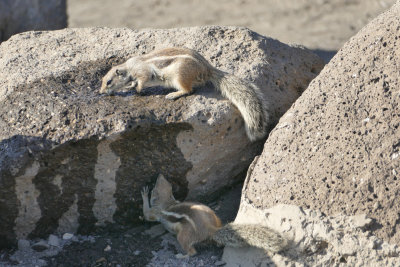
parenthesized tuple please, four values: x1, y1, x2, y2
(165, 93, 178, 100)
(141, 186, 149, 199)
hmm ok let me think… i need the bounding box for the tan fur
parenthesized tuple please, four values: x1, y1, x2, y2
(141, 174, 286, 257)
(100, 47, 270, 141)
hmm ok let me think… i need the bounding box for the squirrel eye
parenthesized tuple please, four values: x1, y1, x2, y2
(116, 69, 123, 76)
(107, 79, 112, 85)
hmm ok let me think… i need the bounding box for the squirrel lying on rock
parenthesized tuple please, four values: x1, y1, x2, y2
(100, 47, 270, 141)
(141, 174, 287, 258)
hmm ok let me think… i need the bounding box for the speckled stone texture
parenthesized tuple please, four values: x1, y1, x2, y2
(0, 26, 323, 248)
(241, 0, 400, 247)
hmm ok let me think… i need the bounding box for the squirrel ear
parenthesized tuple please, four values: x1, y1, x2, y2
(155, 174, 172, 190)
(115, 69, 122, 76)
(156, 174, 167, 185)
(151, 174, 174, 206)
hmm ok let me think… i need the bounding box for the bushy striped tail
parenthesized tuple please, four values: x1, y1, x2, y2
(210, 70, 269, 141)
(213, 223, 287, 253)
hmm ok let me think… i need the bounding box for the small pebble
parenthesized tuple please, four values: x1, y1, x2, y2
(96, 257, 107, 263)
(133, 250, 141, 255)
(62, 233, 74, 240)
(32, 240, 49, 252)
(215, 260, 226, 266)
(17, 239, 30, 250)
(48, 234, 60, 247)
(104, 245, 111, 252)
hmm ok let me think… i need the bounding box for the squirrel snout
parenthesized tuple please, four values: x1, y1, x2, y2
(99, 79, 108, 94)
(99, 86, 109, 95)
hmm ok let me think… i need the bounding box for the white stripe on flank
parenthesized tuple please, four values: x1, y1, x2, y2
(161, 210, 186, 218)
(146, 55, 194, 63)
(161, 210, 197, 231)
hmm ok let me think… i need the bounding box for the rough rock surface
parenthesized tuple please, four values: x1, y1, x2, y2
(0, 183, 242, 267)
(0, 26, 323, 248)
(0, 0, 67, 42)
(224, 202, 400, 266)
(230, 1, 400, 265)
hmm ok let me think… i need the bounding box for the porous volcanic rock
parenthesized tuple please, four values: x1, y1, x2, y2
(0, 26, 323, 248)
(229, 1, 400, 265)
(224, 202, 400, 266)
(0, 0, 67, 42)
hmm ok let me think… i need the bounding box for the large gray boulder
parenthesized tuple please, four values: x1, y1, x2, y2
(226, 1, 400, 266)
(0, 0, 67, 42)
(0, 26, 323, 248)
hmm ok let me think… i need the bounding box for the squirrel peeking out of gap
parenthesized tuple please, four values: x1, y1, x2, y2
(141, 174, 287, 258)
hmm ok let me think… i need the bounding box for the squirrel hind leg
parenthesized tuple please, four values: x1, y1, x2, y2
(176, 228, 197, 257)
(165, 90, 191, 100)
(165, 77, 193, 100)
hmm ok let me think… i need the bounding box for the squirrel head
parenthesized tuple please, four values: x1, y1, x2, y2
(100, 58, 157, 95)
(100, 63, 137, 95)
(150, 174, 179, 208)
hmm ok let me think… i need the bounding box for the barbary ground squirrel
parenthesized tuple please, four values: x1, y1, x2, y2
(141, 174, 287, 258)
(100, 47, 270, 141)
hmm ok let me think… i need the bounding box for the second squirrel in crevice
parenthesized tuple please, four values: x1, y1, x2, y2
(141, 174, 287, 258)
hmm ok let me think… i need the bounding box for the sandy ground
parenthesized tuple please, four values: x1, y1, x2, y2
(67, 0, 395, 53)
(1, 184, 242, 267)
